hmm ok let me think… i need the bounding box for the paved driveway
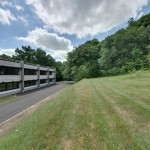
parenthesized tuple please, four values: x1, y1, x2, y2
(0, 83, 68, 123)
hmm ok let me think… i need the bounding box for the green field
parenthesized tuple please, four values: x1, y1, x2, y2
(0, 71, 150, 150)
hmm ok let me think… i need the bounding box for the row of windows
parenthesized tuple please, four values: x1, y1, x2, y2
(24, 69, 53, 75)
(0, 79, 55, 91)
(49, 79, 54, 82)
(24, 69, 37, 75)
(40, 79, 47, 84)
(24, 80, 37, 87)
(40, 70, 47, 75)
(24, 79, 49, 87)
(0, 66, 20, 75)
(0, 82, 20, 92)
(0, 67, 53, 75)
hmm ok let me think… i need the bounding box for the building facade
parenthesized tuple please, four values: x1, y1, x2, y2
(0, 59, 56, 97)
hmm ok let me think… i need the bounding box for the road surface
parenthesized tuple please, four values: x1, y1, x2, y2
(0, 83, 68, 123)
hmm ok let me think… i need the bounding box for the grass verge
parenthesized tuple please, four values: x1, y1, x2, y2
(0, 95, 15, 104)
(0, 71, 150, 149)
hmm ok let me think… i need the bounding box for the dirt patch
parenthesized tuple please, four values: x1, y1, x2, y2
(63, 139, 73, 150)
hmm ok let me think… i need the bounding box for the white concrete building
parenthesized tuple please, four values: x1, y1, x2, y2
(0, 59, 56, 97)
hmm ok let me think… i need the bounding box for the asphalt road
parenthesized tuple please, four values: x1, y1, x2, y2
(0, 83, 68, 123)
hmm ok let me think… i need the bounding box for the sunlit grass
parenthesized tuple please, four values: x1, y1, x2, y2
(0, 71, 150, 149)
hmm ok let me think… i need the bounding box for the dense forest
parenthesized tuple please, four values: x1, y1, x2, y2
(0, 13, 150, 81)
(63, 13, 150, 81)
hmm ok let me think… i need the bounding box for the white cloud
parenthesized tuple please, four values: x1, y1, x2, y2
(16, 28, 73, 61)
(0, 1, 24, 11)
(15, 5, 24, 11)
(0, 8, 17, 25)
(18, 16, 28, 25)
(26, 0, 148, 38)
(0, 1, 13, 7)
(16, 28, 73, 60)
(0, 48, 15, 56)
(49, 51, 68, 62)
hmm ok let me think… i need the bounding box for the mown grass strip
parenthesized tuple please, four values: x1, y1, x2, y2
(0, 71, 150, 150)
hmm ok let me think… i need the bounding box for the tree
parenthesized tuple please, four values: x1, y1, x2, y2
(64, 39, 101, 81)
(0, 54, 13, 61)
(13, 46, 35, 63)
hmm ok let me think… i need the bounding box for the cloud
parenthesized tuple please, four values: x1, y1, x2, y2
(0, 1, 13, 7)
(16, 27, 73, 51)
(0, 1, 24, 11)
(0, 8, 17, 25)
(0, 48, 15, 56)
(15, 5, 24, 11)
(26, 0, 148, 38)
(16, 28, 73, 61)
(52, 50, 69, 62)
(18, 16, 28, 25)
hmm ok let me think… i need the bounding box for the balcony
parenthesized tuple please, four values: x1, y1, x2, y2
(24, 75, 38, 81)
(40, 75, 48, 79)
(0, 75, 20, 83)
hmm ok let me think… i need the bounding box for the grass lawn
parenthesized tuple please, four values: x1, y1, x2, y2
(0, 71, 150, 149)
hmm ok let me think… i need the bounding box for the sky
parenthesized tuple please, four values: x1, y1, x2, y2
(0, 0, 150, 62)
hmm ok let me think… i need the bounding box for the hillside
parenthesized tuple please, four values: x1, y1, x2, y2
(63, 13, 150, 81)
(0, 71, 150, 149)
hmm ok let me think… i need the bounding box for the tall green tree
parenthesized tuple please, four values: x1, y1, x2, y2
(64, 39, 101, 81)
(0, 54, 13, 61)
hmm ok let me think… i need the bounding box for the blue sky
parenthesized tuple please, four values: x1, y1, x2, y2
(0, 0, 150, 61)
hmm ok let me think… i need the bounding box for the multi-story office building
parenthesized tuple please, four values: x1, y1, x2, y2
(0, 59, 56, 97)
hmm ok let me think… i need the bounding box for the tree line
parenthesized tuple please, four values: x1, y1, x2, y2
(0, 13, 150, 81)
(62, 13, 150, 81)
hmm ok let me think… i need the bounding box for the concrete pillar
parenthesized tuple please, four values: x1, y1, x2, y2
(20, 61, 24, 92)
(53, 68, 56, 83)
(37, 65, 40, 88)
(47, 67, 49, 85)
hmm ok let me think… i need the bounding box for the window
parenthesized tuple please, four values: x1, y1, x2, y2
(40, 79, 47, 84)
(0, 82, 20, 92)
(30, 80, 37, 86)
(13, 82, 20, 89)
(0, 67, 6, 75)
(0, 83, 6, 91)
(24, 80, 37, 87)
(7, 82, 14, 90)
(49, 79, 53, 82)
(49, 71, 52, 75)
(24, 81, 29, 87)
(7, 67, 20, 75)
(40, 70, 47, 75)
(0, 66, 20, 75)
(24, 69, 37, 75)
